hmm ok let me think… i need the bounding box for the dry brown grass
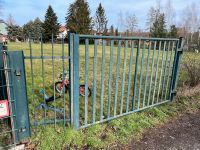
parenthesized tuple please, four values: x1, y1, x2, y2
(177, 84, 200, 97)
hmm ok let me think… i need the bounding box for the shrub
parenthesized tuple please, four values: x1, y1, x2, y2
(183, 53, 200, 87)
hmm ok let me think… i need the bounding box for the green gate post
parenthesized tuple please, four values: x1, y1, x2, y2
(0, 44, 31, 144)
(0, 43, 7, 99)
(7, 51, 31, 142)
(68, 33, 73, 126)
(170, 37, 184, 101)
(71, 34, 80, 129)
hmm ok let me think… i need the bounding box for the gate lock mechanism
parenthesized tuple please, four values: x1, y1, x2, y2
(15, 69, 21, 76)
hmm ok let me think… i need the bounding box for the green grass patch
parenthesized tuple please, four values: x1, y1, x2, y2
(28, 93, 200, 149)
(5, 42, 200, 149)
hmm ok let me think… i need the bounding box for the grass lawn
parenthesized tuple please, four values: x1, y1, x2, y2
(6, 41, 200, 149)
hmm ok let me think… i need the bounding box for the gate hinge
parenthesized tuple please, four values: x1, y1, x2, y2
(177, 48, 183, 54)
(171, 90, 177, 96)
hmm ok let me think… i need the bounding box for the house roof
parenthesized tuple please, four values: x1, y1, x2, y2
(59, 26, 66, 32)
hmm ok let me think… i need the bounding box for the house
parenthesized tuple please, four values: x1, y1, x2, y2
(0, 20, 8, 44)
(57, 25, 68, 39)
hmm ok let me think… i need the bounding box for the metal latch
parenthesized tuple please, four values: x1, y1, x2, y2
(18, 127, 27, 133)
(15, 69, 21, 76)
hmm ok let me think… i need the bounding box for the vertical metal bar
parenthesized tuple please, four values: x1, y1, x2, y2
(152, 41, 162, 105)
(169, 42, 178, 100)
(107, 40, 114, 118)
(51, 34, 56, 127)
(120, 40, 128, 114)
(147, 41, 157, 106)
(165, 42, 175, 100)
(2, 50, 16, 144)
(156, 41, 167, 103)
(132, 39, 140, 110)
(69, 33, 74, 125)
(41, 35, 46, 125)
(29, 35, 36, 124)
(126, 41, 134, 113)
(84, 39, 89, 125)
(100, 40, 106, 121)
(137, 41, 146, 109)
(0, 66, 6, 98)
(92, 39, 98, 123)
(114, 40, 121, 116)
(170, 37, 183, 101)
(73, 34, 80, 129)
(143, 41, 151, 107)
(61, 34, 66, 127)
(161, 41, 171, 100)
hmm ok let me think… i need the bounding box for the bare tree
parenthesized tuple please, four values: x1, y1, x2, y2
(117, 11, 124, 33)
(156, 0, 161, 11)
(146, 7, 157, 31)
(124, 13, 138, 36)
(165, 0, 176, 29)
(181, 2, 200, 49)
(6, 14, 16, 26)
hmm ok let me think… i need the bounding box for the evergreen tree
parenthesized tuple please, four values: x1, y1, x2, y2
(94, 3, 108, 35)
(126, 29, 130, 36)
(7, 25, 23, 41)
(150, 13, 167, 38)
(115, 28, 119, 36)
(66, 0, 92, 34)
(23, 18, 43, 41)
(42, 5, 60, 42)
(33, 18, 43, 41)
(23, 20, 34, 38)
(168, 25, 177, 38)
(110, 25, 114, 36)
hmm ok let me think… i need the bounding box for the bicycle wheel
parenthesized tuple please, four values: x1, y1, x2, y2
(79, 85, 92, 97)
(55, 81, 66, 94)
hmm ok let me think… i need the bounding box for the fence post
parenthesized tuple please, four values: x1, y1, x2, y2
(71, 34, 80, 129)
(68, 33, 73, 126)
(170, 37, 184, 101)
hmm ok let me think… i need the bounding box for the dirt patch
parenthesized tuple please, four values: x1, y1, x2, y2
(128, 109, 200, 150)
(177, 84, 200, 97)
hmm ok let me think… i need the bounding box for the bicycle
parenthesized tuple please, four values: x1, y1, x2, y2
(55, 71, 92, 97)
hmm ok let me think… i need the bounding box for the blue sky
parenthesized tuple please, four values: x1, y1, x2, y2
(1, 0, 199, 31)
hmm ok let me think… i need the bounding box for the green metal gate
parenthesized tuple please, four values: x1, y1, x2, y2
(69, 34, 183, 129)
(23, 34, 183, 130)
(0, 44, 31, 148)
(0, 33, 183, 148)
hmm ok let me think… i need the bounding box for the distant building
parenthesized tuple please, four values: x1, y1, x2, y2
(57, 25, 68, 39)
(0, 20, 8, 35)
(0, 20, 8, 44)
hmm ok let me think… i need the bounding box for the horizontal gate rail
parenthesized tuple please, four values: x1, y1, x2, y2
(24, 56, 69, 60)
(78, 35, 179, 41)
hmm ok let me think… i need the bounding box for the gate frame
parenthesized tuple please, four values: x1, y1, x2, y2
(69, 33, 80, 129)
(69, 35, 184, 129)
(0, 43, 31, 146)
(170, 37, 184, 101)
